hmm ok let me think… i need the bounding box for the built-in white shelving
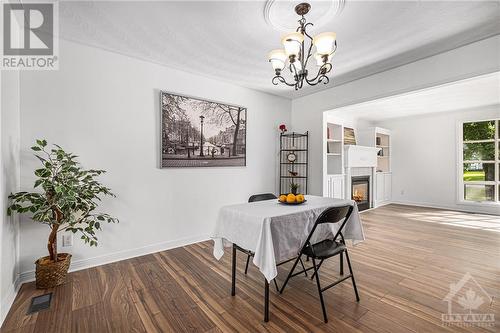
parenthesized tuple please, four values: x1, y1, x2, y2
(324, 122, 345, 199)
(376, 131, 390, 173)
(357, 127, 392, 206)
(326, 122, 344, 176)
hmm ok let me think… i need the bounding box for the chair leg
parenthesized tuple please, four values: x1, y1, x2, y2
(310, 259, 324, 280)
(339, 252, 344, 275)
(312, 257, 328, 323)
(344, 250, 360, 302)
(299, 257, 308, 277)
(273, 278, 280, 292)
(231, 245, 236, 296)
(279, 255, 302, 294)
(244, 254, 251, 274)
(264, 279, 269, 322)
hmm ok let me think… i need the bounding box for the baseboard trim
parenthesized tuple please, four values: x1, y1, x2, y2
(390, 200, 498, 215)
(1, 275, 21, 327)
(357, 201, 392, 214)
(18, 234, 210, 284)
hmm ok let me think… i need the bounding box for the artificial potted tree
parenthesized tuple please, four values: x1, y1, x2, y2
(8, 140, 118, 289)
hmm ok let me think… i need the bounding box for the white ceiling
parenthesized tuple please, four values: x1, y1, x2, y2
(326, 72, 500, 121)
(58, 1, 500, 99)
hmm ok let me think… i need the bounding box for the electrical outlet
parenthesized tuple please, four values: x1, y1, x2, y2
(62, 234, 73, 247)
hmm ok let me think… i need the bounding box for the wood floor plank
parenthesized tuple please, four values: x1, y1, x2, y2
(71, 302, 111, 333)
(71, 268, 102, 311)
(95, 263, 146, 333)
(358, 310, 416, 333)
(2, 204, 499, 332)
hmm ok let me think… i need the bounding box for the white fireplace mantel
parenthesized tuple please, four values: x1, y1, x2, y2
(343, 145, 381, 210)
(344, 145, 381, 168)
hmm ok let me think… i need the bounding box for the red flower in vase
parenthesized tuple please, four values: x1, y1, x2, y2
(279, 124, 287, 133)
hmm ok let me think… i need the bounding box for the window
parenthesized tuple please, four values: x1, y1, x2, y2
(459, 119, 499, 204)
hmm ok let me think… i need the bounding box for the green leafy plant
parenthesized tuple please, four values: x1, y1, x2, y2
(290, 182, 299, 195)
(7, 139, 118, 262)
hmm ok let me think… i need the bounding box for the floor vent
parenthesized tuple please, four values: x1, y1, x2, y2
(27, 293, 52, 314)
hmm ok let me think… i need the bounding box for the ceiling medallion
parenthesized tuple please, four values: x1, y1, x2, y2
(264, 0, 345, 32)
(267, 2, 337, 90)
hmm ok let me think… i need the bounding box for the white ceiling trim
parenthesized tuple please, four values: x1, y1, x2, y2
(325, 71, 500, 121)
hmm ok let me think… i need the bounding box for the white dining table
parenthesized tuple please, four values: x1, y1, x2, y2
(211, 195, 365, 322)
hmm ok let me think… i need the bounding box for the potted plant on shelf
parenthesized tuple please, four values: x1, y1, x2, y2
(7, 140, 119, 289)
(290, 182, 299, 195)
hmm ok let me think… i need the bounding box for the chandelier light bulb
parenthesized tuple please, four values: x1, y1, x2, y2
(268, 49, 287, 71)
(313, 32, 337, 56)
(282, 32, 304, 58)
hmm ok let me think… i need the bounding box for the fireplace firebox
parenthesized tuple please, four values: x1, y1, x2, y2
(351, 176, 370, 211)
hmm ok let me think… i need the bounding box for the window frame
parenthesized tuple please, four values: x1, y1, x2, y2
(457, 118, 499, 207)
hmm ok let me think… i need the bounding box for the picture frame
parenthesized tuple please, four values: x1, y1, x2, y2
(160, 91, 247, 168)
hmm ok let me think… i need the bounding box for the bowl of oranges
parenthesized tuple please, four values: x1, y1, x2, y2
(278, 193, 306, 205)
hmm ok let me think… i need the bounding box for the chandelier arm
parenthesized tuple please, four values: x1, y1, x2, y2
(302, 23, 315, 69)
(290, 62, 301, 81)
(307, 74, 330, 86)
(303, 22, 313, 36)
(296, 16, 306, 33)
(272, 75, 295, 87)
(305, 73, 319, 85)
(323, 62, 333, 74)
(318, 75, 330, 85)
(331, 40, 338, 55)
(305, 63, 332, 84)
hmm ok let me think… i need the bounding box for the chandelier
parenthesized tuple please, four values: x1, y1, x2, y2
(268, 3, 337, 90)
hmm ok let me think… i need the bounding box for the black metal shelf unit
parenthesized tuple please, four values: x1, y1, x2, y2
(279, 132, 309, 195)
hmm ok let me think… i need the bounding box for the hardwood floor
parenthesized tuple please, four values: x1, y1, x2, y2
(2, 204, 499, 332)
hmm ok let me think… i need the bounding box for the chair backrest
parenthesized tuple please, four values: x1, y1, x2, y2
(248, 193, 277, 203)
(316, 205, 352, 226)
(302, 205, 353, 250)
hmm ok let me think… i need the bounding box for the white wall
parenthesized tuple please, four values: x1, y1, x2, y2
(18, 39, 291, 277)
(292, 36, 500, 195)
(376, 106, 500, 215)
(0, 70, 21, 324)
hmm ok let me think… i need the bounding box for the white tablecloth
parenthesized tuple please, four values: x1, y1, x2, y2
(212, 195, 365, 282)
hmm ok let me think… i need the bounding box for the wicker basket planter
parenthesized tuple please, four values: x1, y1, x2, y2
(35, 253, 72, 289)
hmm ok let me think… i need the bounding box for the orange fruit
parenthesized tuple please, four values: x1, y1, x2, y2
(296, 194, 305, 203)
(279, 195, 287, 202)
(286, 193, 296, 203)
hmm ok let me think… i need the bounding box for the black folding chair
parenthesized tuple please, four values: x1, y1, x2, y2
(243, 193, 308, 292)
(243, 193, 277, 274)
(279, 205, 360, 323)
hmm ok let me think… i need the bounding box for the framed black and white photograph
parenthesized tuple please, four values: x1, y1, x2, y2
(161, 91, 247, 168)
